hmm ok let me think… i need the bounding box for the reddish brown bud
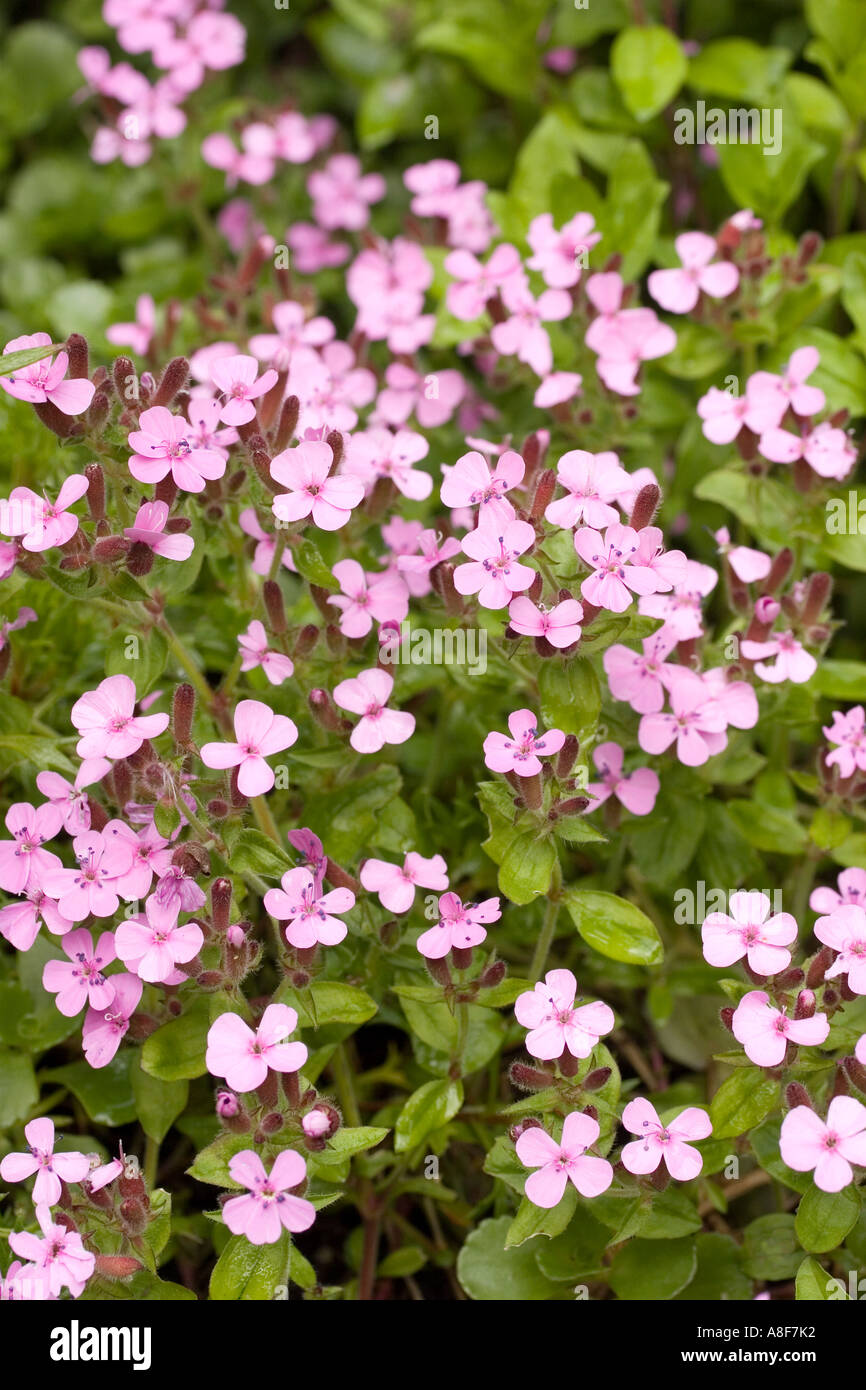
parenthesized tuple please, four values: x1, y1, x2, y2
(93, 535, 131, 563)
(211, 877, 232, 933)
(152, 356, 189, 407)
(273, 394, 300, 452)
(556, 734, 580, 777)
(583, 1067, 612, 1091)
(629, 482, 660, 530)
(324, 858, 360, 894)
(293, 623, 319, 659)
(263, 579, 287, 634)
(172, 682, 195, 747)
(794, 988, 816, 1020)
(87, 390, 110, 432)
(530, 468, 556, 521)
(326, 428, 344, 469)
(801, 571, 832, 625)
(66, 333, 89, 380)
(522, 773, 543, 811)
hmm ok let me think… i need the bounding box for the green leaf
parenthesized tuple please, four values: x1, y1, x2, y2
(796, 1256, 844, 1301)
(795, 1182, 861, 1253)
(743, 1214, 800, 1279)
(687, 39, 791, 101)
(0, 1047, 38, 1126)
(710, 1068, 779, 1139)
(141, 997, 231, 1082)
(726, 800, 807, 854)
(46, 1052, 136, 1126)
(378, 1245, 426, 1278)
(292, 538, 337, 588)
(313, 1126, 389, 1168)
(563, 888, 663, 965)
(506, 1185, 577, 1247)
(0, 341, 61, 376)
(394, 1079, 463, 1152)
(674, 1233, 753, 1301)
(609, 1236, 697, 1300)
(0, 734, 76, 775)
(538, 659, 601, 741)
(278, 981, 378, 1028)
(104, 627, 168, 699)
(188, 1130, 253, 1187)
(131, 1059, 188, 1144)
(497, 830, 557, 906)
(457, 1215, 569, 1300)
(229, 827, 293, 879)
(611, 26, 687, 122)
(210, 1232, 290, 1301)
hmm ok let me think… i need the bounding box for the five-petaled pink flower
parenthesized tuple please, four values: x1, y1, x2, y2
(9, 1205, 95, 1298)
(360, 853, 448, 913)
(440, 449, 524, 525)
(41, 928, 117, 1016)
(731, 990, 829, 1067)
(517, 1111, 613, 1207)
(416, 891, 501, 960)
(0, 475, 90, 553)
(741, 631, 817, 685)
(0, 334, 96, 414)
(648, 232, 739, 313)
(585, 742, 659, 816)
(71, 674, 169, 761)
(514, 969, 614, 1061)
(206, 1004, 308, 1092)
(545, 450, 630, 530)
(824, 707, 866, 780)
(638, 670, 728, 767)
(620, 1098, 712, 1180)
(574, 523, 658, 614)
(263, 867, 355, 949)
(332, 668, 415, 753)
(114, 897, 203, 984)
(127, 406, 226, 491)
(270, 440, 364, 531)
(238, 620, 294, 686)
(454, 518, 537, 610)
(0, 803, 61, 895)
(329, 560, 408, 638)
(483, 709, 565, 777)
(0, 1119, 90, 1206)
(780, 1097, 866, 1193)
(814, 904, 866, 995)
(200, 699, 298, 796)
(210, 354, 279, 426)
(43, 832, 133, 922)
(701, 891, 798, 976)
(223, 1150, 315, 1244)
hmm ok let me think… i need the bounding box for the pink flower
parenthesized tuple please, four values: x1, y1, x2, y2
(454, 518, 536, 609)
(514, 969, 614, 1060)
(0, 803, 61, 894)
(584, 276, 676, 394)
(332, 668, 415, 753)
(394, 528, 461, 592)
(103, 819, 172, 901)
(239, 508, 297, 577)
(287, 222, 349, 273)
(210, 354, 279, 426)
(490, 277, 571, 378)
(759, 421, 856, 480)
(123, 500, 195, 560)
(517, 1112, 613, 1207)
(82, 973, 143, 1069)
(697, 381, 784, 445)
(0, 334, 95, 414)
(223, 1150, 315, 1244)
(415, 891, 500, 960)
(545, 450, 630, 530)
(741, 631, 817, 684)
(127, 405, 226, 492)
(810, 867, 866, 916)
(814, 905, 866, 995)
(71, 674, 169, 760)
(824, 707, 866, 780)
(308, 154, 385, 231)
(483, 709, 565, 777)
(574, 523, 658, 614)
(702, 891, 798, 976)
(638, 559, 718, 640)
(780, 1097, 866, 1193)
(638, 670, 729, 767)
(731, 990, 829, 1066)
(0, 475, 89, 552)
(0, 1119, 90, 1206)
(533, 372, 583, 408)
(620, 1098, 712, 1180)
(9, 1205, 95, 1298)
(0, 889, 71, 952)
(713, 527, 771, 583)
(444, 243, 523, 321)
(43, 831, 133, 922)
(404, 159, 461, 217)
(375, 362, 465, 430)
(343, 428, 432, 501)
(114, 897, 203, 983)
(36, 770, 92, 837)
(186, 396, 236, 457)
(200, 699, 298, 797)
(149, 864, 205, 927)
(440, 448, 524, 525)
(603, 628, 679, 714)
(648, 232, 739, 313)
(238, 620, 294, 686)
(749, 347, 826, 421)
(287, 828, 326, 887)
(585, 742, 659, 816)
(248, 299, 334, 368)
(507, 596, 583, 648)
(360, 853, 449, 913)
(106, 293, 155, 356)
(41, 927, 117, 1015)
(206, 1004, 308, 1093)
(526, 212, 600, 289)
(328, 558, 414, 636)
(264, 867, 355, 950)
(270, 440, 364, 531)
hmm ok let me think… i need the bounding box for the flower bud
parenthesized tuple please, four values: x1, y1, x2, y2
(324, 858, 360, 894)
(522, 773, 543, 810)
(556, 734, 580, 777)
(794, 989, 816, 1020)
(66, 333, 90, 380)
(529, 468, 556, 521)
(263, 579, 287, 634)
(302, 1108, 331, 1139)
(806, 944, 835, 989)
(152, 356, 190, 407)
(801, 571, 832, 625)
(509, 1062, 552, 1092)
(326, 428, 344, 470)
(479, 960, 506, 989)
(211, 877, 232, 932)
(93, 535, 131, 563)
(583, 1067, 612, 1091)
(216, 1090, 240, 1118)
(309, 688, 342, 731)
(293, 623, 319, 659)
(274, 394, 300, 452)
(629, 482, 661, 531)
(172, 682, 195, 747)
(87, 390, 110, 432)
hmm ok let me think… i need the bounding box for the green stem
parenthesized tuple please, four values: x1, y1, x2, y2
(144, 1136, 160, 1190)
(157, 617, 216, 711)
(529, 893, 561, 983)
(251, 793, 282, 845)
(330, 1044, 362, 1128)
